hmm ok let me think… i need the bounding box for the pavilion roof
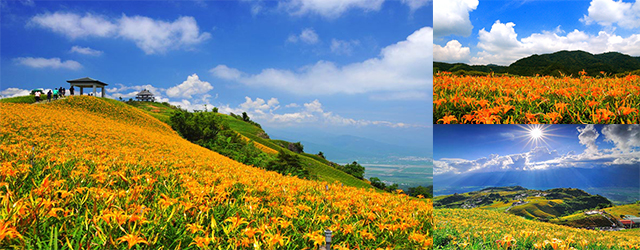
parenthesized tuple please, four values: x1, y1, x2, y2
(67, 77, 108, 86)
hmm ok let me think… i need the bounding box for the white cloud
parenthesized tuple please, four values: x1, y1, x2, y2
(14, 57, 82, 70)
(278, 0, 428, 18)
(280, 0, 385, 18)
(218, 97, 424, 128)
(287, 28, 319, 44)
(118, 15, 211, 54)
(330, 39, 360, 55)
(30, 12, 210, 54)
(166, 74, 213, 99)
(401, 0, 431, 11)
(30, 12, 116, 39)
(433, 0, 478, 37)
(470, 21, 640, 65)
(70, 46, 103, 56)
(581, 0, 640, 29)
(209, 65, 244, 80)
(433, 40, 471, 62)
(369, 91, 429, 101)
(211, 27, 432, 96)
(578, 125, 600, 155)
(602, 125, 640, 153)
(0, 88, 30, 98)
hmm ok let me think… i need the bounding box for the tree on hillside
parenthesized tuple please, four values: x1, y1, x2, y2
(408, 185, 433, 198)
(242, 112, 250, 122)
(267, 150, 309, 178)
(317, 151, 325, 159)
(338, 161, 365, 179)
(370, 177, 386, 190)
(288, 142, 304, 153)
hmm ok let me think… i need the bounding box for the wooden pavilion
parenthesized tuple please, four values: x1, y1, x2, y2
(135, 89, 155, 102)
(67, 77, 108, 97)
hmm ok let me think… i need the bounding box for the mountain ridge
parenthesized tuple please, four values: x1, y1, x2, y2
(435, 50, 640, 77)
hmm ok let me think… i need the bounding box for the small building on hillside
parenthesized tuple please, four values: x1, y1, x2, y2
(135, 89, 155, 102)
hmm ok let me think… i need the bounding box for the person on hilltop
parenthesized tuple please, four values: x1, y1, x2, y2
(70, 86, 74, 96)
(34, 91, 41, 103)
(53, 88, 59, 100)
(47, 90, 52, 102)
(61, 87, 65, 97)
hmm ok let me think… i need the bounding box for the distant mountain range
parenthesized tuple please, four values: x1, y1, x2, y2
(435, 50, 640, 77)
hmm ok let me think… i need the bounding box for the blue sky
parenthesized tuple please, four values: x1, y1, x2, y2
(434, 0, 640, 65)
(1, 0, 433, 156)
(434, 125, 640, 192)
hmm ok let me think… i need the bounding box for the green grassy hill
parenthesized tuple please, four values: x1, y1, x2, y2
(434, 186, 617, 227)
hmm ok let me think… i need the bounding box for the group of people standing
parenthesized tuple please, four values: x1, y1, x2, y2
(34, 86, 75, 102)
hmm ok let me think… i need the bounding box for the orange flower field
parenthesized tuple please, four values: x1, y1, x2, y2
(435, 209, 640, 249)
(0, 96, 433, 249)
(434, 73, 640, 124)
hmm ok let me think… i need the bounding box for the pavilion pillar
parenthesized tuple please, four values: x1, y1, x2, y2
(80, 87, 83, 95)
(93, 85, 97, 97)
(101, 87, 105, 97)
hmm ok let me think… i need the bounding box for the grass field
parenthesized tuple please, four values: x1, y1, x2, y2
(0, 96, 433, 249)
(434, 73, 640, 124)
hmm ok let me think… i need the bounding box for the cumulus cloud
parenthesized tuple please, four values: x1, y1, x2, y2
(581, 0, 640, 29)
(166, 74, 213, 99)
(279, 0, 385, 18)
(602, 124, 640, 153)
(433, 0, 478, 37)
(287, 28, 319, 44)
(470, 20, 640, 65)
(211, 27, 432, 96)
(118, 15, 211, 54)
(218, 97, 424, 128)
(30, 12, 210, 54)
(330, 39, 360, 55)
(0, 88, 30, 98)
(30, 12, 116, 39)
(433, 40, 471, 62)
(14, 57, 81, 70)
(578, 125, 600, 155)
(70, 46, 103, 56)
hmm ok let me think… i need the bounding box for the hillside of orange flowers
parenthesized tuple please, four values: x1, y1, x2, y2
(0, 96, 433, 249)
(434, 73, 640, 124)
(435, 208, 640, 249)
